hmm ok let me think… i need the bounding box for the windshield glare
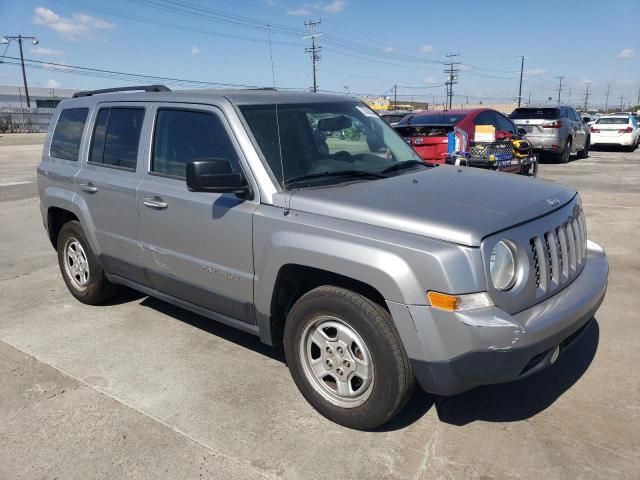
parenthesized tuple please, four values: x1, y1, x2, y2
(240, 102, 422, 188)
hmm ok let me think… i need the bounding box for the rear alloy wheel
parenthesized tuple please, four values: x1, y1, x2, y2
(284, 286, 414, 430)
(577, 137, 589, 159)
(57, 221, 117, 304)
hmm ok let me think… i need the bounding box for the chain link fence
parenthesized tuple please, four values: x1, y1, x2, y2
(0, 107, 55, 133)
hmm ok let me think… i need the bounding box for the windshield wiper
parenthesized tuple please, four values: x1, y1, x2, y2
(285, 170, 387, 186)
(380, 160, 430, 174)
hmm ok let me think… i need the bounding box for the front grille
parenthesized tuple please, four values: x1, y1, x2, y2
(469, 141, 514, 159)
(529, 207, 587, 295)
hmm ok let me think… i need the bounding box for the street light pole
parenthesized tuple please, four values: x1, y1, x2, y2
(2, 34, 40, 108)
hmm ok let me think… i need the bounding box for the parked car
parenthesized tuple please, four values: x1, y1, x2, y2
(38, 86, 608, 430)
(394, 108, 536, 175)
(378, 110, 411, 126)
(509, 106, 590, 162)
(590, 115, 639, 150)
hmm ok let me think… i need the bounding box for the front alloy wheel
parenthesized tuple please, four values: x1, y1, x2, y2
(284, 286, 414, 430)
(300, 315, 374, 408)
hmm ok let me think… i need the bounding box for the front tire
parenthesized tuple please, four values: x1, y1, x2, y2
(284, 286, 414, 430)
(577, 137, 589, 159)
(57, 221, 117, 304)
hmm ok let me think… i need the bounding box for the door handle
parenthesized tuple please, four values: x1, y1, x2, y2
(143, 197, 169, 209)
(80, 183, 98, 193)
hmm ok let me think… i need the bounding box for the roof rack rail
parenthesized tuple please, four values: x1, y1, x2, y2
(73, 84, 171, 98)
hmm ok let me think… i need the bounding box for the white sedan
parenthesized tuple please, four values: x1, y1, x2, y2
(590, 115, 639, 151)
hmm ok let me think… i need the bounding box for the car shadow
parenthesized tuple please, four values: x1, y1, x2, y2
(138, 295, 286, 364)
(435, 319, 599, 426)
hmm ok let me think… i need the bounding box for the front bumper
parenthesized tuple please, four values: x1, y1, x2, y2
(405, 241, 608, 396)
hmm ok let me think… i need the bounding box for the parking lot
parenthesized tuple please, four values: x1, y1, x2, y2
(0, 133, 638, 479)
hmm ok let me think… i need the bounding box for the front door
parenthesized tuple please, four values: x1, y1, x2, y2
(138, 104, 257, 323)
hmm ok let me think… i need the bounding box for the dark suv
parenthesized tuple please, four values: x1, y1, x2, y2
(510, 106, 590, 162)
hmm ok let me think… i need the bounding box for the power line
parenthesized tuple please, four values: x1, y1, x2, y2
(303, 19, 322, 93)
(1, 35, 40, 107)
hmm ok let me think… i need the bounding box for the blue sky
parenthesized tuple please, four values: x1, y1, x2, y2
(1, 0, 638, 107)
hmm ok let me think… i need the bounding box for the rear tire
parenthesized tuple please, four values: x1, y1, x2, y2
(284, 286, 414, 430)
(577, 137, 589, 159)
(57, 221, 117, 305)
(556, 138, 572, 163)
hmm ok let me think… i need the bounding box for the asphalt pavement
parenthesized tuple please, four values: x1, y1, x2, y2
(0, 133, 638, 479)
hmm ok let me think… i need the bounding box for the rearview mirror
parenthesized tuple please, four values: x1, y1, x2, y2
(186, 158, 250, 196)
(317, 115, 352, 132)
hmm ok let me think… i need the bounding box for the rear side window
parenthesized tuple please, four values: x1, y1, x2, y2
(50, 108, 89, 161)
(509, 108, 560, 120)
(89, 107, 145, 170)
(151, 109, 240, 178)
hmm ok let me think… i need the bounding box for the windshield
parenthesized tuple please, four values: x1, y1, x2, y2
(595, 117, 629, 125)
(397, 113, 465, 126)
(509, 108, 560, 120)
(240, 102, 422, 188)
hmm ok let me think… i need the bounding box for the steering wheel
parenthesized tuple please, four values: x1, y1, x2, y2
(331, 151, 353, 163)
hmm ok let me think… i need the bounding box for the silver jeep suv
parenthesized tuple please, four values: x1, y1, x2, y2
(510, 106, 590, 163)
(37, 86, 608, 429)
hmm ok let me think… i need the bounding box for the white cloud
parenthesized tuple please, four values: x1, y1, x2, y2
(191, 45, 200, 55)
(384, 46, 394, 52)
(287, 1, 346, 16)
(30, 47, 63, 56)
(287, 7, 311, 16)
(420, 45, 433, 53)
(617, 48, 634, 59)
(46, 79, 61, 88)
(321, 0, 346, 13)
(424, 77, 436, 84)
(32, 6, 114, 40)
(524, 68, 548, 76)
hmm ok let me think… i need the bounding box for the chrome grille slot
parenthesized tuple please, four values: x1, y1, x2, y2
(527, 204, 586, 297)
(545, 231, 559, 285)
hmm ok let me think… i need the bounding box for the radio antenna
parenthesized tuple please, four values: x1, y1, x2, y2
(267, 24, 289, 216)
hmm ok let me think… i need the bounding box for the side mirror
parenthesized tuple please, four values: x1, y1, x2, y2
(186, 158, 250, 195)
(517, 127, 527, 136)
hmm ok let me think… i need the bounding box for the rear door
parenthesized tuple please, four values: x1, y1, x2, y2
(138, 103, 258, 324)
(75, 103, 149, 284)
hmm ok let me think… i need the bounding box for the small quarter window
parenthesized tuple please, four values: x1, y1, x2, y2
(89, 107, 145, 171)
(152, 109, 240, 178)
(50, 108, 89, 161)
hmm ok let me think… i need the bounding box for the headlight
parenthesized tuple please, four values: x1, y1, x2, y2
(490, 240, 518, 291)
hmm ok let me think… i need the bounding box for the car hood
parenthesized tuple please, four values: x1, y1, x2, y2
(281, 165, 576, 246)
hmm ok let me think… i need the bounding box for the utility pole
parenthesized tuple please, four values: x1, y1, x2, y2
(604, 82, 612, 113)
(2, 34, 40, 108)
(444, 53, 460, 110)
(517, 56, 525, 107)
(528, 91, 531, 105)
(303, 19, 322, 93)
(583, 82, 591, 112)
(620, 92, 624, 111)
(394, 84, 397, 109)
(555, 76, 565, 105)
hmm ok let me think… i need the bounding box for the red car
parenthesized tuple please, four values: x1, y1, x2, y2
(394, 108, 531, 174)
